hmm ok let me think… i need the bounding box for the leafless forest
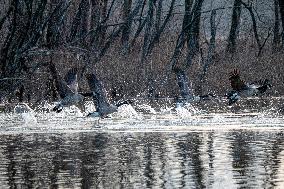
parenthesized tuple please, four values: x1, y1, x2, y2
(0, 0, 284, 104)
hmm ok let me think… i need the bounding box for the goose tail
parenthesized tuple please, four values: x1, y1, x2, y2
(257, 79, 272, 94)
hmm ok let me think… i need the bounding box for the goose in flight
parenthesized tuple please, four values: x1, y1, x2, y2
(86, 73, 132, 118)
(226, 69, 272, 105)
(49, 62, 86, 113)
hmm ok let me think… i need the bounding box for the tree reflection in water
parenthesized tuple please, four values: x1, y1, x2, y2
(0, 131, 283, 188)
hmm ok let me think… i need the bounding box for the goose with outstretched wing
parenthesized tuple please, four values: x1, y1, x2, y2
(226, 69, 272, 105)
(86, 73, 132, 118)
(49, 62, 86, 112)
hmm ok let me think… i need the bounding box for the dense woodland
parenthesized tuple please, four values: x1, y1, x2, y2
(0, 0, 284, 104)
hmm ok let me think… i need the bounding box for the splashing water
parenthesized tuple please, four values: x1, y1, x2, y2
(175, 101, 200, 118)
(116, 104, 141, 119)
(135, 104, 157, 114)
(13, 103, 37, 125)
(0, 98, 283, 134)
(1, 98, 284, 189)
(20, 112, 37, 124)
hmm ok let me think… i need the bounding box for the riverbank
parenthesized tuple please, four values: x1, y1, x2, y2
(0, 37, 282, 104)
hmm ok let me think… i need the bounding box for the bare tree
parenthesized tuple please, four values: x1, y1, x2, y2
(273, 0, 281, 51)
(0, 0, 281, 102)
(133, 0, 175, 62)
(69, 0, 91, 44)
(147, 0, 176, 55)
(0, 6, 13, 31)
(139, 0, 176, 98)
(121, 0, 132, 53)
(184, 0, 204, 68)
(47, 0, 71, 48)
(141, 0, 156, 68)
(1, 0, 59, 76)
(89, 0, 111, 50)
(94, 0, 144, 61)
(169, 0, 204, 100)
(170, 0, 204, 70)
(0, 0, 67, 101)
(227, 0, 242, 53)
(130, 0, 147, 48)
(197, 9, 217, 94)
(241, 1, 271, 56)
(278, 0, 284, 48)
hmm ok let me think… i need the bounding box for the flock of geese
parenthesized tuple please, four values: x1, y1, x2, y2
(14, 65, 273, 118)
(48, 62, 133, 118)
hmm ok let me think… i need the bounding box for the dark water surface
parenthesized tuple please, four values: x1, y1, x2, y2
(0, 130, 283, 188)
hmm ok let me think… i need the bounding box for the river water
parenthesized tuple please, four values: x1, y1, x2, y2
(0, 100, 284, 188)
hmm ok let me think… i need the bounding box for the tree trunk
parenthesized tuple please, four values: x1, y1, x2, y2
(69, 0, 91, 44)
(141, 0, 155, 67)
(169, 0, 203, 101)
(169, 0, 203, 70)
(155, 0, 163, 34)
(90, 0, 113, 50)
(197, 9, 217, 94)
(278, 0, 284, 48)
(141, 0, 156, 98)
(46, 0, 71, 48)
(147, 0, 176, 55)
(0, 0, 52, 100)
(1, 0, 49, 76)
(121, 0, 132, 54)
(182, 0, 194, 31)
(130, 0, 147, 48)
(273, 0, 281, 51)
(241, 1, 271, 56)
(187, 0, 203, 51)
(97, 0, 144, 61)
(99, 0, 109, 47)
(169, 0, 194, 70)
(184, 0, 204, 68)
(241, 2, 260, 48)
(227, 0, 242, 53)
(0, 6, 13, 32)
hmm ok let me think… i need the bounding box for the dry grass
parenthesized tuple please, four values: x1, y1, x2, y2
(95, 37, 283, 100)
(3, 36, 284, 104)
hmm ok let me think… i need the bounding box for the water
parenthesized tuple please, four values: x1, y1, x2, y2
(0, 100, 284, 188)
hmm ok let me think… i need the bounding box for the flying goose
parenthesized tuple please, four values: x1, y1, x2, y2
(49, 62, 86, 113)
(86, 73, 132, 118)
(226, 69, 272, 105)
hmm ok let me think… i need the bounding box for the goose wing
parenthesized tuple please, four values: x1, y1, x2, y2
(64, 67, 78, 94)
(86, 73, 110, 112)
(248, 79, 264, 88)
(229, 69, 247, 91)
(249, 79, 272, 94)
(249, 79, 271, 87)
(49, 62, 75, 99)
